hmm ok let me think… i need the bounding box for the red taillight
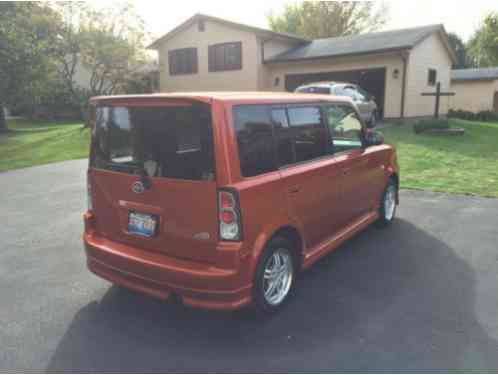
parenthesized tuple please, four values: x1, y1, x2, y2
(221, 210, 235, 224)
(218, 189, 241, 241)
(220, 191, 234, 209)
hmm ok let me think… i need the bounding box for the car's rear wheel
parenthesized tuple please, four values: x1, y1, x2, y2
(252, 236, 296, 314)
(377, 178, 397, 227)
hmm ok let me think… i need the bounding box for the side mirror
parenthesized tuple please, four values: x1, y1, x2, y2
(364, 129, 384, 146)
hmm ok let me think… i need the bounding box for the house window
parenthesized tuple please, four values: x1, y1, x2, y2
(428, 68, 437, 86)
(198, 20, 205, 32)
(168, 48, 198, 75)
(208, 42, 242, 72)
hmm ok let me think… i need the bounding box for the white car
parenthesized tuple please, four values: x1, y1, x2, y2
(295, 82, 379, 128)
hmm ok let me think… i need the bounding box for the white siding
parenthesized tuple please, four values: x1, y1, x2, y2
(449, 79, 498, 112)
(405, 33, 453, 117)
(157, 20, 260, 92)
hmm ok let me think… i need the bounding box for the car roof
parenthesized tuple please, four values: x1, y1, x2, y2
(90, 92, 354, 105)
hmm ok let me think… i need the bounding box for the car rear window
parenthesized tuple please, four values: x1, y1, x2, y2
(90, 103, 215, 181)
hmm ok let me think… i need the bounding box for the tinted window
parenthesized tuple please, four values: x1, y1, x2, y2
(209, 42, 242, 72)
(325, 105, 363, 153)
(91, 104, 215, 181)
(168, 48, 198, 75)
(336, 86, 358, 100)
(297, 86, 331, 94)
(233, 105, 276, 177)
(271, 108, 294, 166)
(356, 87, 371, 101)
(286, 106, 327, 163)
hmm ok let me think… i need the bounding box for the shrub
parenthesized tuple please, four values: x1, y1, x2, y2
(413, 119, 450, 134)
(448, 109, 498, 122)
(10, 80, 90, 121)
(476, 110, 498, 122)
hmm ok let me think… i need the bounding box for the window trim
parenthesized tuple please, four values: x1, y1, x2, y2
(168, 47, 198, 76)
(208, 41, 242, 72)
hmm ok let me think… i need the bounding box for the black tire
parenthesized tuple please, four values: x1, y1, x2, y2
(252, 236, 297, 315)
(377, 178, 397, 227)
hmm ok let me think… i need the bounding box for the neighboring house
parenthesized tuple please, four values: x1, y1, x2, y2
(148, 13, 457, 119)
(449, 68, 498, 112)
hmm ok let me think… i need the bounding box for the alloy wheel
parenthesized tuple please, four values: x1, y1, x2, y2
(262, 248, 293, 306)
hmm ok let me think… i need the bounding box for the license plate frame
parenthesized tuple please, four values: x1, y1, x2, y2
(127, 211, 158, 238)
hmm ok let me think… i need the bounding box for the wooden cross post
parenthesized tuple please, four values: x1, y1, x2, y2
(421, 82, 455, 119)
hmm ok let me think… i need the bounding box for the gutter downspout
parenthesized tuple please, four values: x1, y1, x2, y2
(400, 50, 409, 119)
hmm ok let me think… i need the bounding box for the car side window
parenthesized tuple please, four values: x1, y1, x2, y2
(271, 108, 295, 166)
(354, 89, 367, 102)
(308, 86, 331, 94)
(286, 106, 328, 163)
(356, 87, 371, 102)
(335, 86, 355, 100)
(232, 105, 277, 177)
(297, 86, 331, 94)
(325, 105, 364, 153)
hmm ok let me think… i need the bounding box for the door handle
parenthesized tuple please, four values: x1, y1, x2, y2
(288, 185, 301, 194)
(342, 168, 351, 175)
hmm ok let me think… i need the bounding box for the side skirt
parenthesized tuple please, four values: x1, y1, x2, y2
(301, 211, 379, 270)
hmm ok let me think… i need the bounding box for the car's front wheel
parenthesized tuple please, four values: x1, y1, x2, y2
(252, 237, 296, 314)
(377, 178, 397, 227)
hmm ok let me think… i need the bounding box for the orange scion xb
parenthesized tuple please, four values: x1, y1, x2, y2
(83, 92, 399, 314)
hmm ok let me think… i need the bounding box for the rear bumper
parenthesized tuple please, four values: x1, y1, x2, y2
(83, 231, 252, 311)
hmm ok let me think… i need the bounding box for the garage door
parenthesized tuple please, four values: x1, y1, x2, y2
(285, 68, 386, 118)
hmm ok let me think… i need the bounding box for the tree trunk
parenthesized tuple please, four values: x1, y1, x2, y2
(0, 104, 7, 133)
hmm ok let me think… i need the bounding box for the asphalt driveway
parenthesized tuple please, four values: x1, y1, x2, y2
(1, 159, 498, 372)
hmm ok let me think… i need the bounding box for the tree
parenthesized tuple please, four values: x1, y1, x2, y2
(48, 1, 88, 101)
(447, 32, 469, 69)
(467, 12, 498, 67)
(268, 1, 388, 39)
(0, 2, 57, 131)
(78, 2, 148, 96)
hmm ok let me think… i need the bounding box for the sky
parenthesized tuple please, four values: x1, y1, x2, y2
(89, 0, 497, 43)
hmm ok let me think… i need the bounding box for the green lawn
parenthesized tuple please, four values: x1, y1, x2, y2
(382, 119, 498, 198)
(0, 119, 90, 172)
(1, 118, 497, 198)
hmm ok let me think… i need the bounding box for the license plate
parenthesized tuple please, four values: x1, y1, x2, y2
(128, 211, 157, 237)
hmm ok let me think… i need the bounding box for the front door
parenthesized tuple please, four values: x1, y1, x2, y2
(323, 104, 376, 225)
